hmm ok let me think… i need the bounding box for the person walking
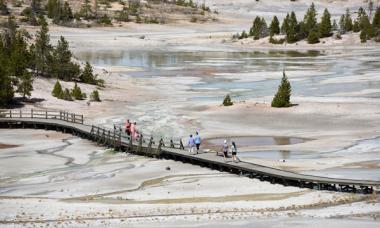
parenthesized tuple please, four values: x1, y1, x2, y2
(130, 122, 137, 140)
(188, 134, 195, 155)
(222, 139, 229, 161)
(231, 141, 240, 163)
(125, 119, 131, 135)
(194, 132, 201, 154)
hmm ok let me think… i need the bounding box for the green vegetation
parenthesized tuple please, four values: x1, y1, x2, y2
(269, 16, 280, 36)
(237, 3, 380, 44)
(319, 8, 332, 38)
(46, 0, 74, 25)
(71, 83, 86, 100)
(271, 71, 292, 108)
(0, 16, 33, 106)
(52, 81, 63, 98)
(80, 62, 104, 86)
(222, 94, 233, 106)
(90, 90, 101, 102)
(98, 14, 112, 25)
(250, 16, 268, 40)
(0, 14, 104, 107)
(307, 29, 320, 44)
(51, 36, 81, 81)
(0, 0, 9, 15)
(62, 88, 73, 101)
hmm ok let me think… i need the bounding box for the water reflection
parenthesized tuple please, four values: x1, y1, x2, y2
(76, 49, 380, 100)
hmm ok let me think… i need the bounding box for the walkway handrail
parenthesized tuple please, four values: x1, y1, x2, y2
(1, 108, 379, 193)
(0, 109, 84, 124)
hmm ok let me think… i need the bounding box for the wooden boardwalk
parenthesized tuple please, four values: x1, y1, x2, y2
(1, 109, 379, 194)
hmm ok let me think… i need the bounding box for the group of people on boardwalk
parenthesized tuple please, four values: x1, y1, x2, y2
(221, 140, 240, 163)
(187, 132, 201, 154)
(187, 132, 240, 163)
(124, 119, 140, 140)
(124, 118, 239, 162)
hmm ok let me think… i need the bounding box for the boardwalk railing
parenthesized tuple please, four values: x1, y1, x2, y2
(1, 109, 379, 194)
(0, 109, 84, 124)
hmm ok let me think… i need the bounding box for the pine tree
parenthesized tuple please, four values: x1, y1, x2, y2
(239, 30, 248, 39)
(117, 6, 129, 22)
(62, 88, 72, 101)
(222, 94, 233, 106)
(353, 20, 360, 32)
(81, 0, 92, 20)
(373, 7, 380, 30)
(51, 36, 80, 81)
(307, 29, 320, 44)
(271, 71, 292, 108)
(281, 13, 290, 34)
(0, 0, 9, 15)
(344, 9, 353, 32)
(71, 82, 85, 100)
(303, 3, 317, 37)
(80, 61, 102, 85)
(360, 30, 367, 42)
(34, 16, 52, 76)
(270, 16, 280, 36)
(16, 72, 34, 99)
(250, 16, 267, 39)
(0, 46, 14, 106)
(332, 20, 338, 31)
(90, 90, 101, 102)
(339, 14, 346, 33)
(52, 80, 63, 97)
(319, 8, 332, 38)
(31, 0, 42, 14)
(286, 12, 298, 43)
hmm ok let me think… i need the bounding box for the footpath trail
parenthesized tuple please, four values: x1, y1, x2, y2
(1, 109, 379, 194)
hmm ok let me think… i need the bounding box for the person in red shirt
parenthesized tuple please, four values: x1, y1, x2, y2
(125, 119, 131, 135)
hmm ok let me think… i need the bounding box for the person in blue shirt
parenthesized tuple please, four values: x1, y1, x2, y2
(194, 132, 201, 154)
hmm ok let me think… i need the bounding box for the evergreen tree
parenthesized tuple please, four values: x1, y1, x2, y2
(51, 36, 80, 81)
(356, 9, 375, 38)
(81, 0, 93, 20)
(286, 12, 299, 43)
(281, 13, 290, 34)
(8, 33, 30, 77)
(319, 8, 332, 38)
(307, 29, 320, 44)
(360, 30, 367, 42)
(270, 16, 280, 36)
(16, 72, 34, 99)
(46, 0, 58, 18)
(303, 3, 317, 37)
(62, 88, 72, 101)
(344, 9, 353, 32)
(353, 20, 361, 32)
(71, 83, 85, 100)
(90, 90, 101, 102)
(373, 7, 380, 30)
(80, 62, 97, 85)
(222, 94, 233, 106)
(0, 0, 9, 15)
(271, 71, 292, 108)
(250, 16, 267, 39)
(332, 19, 338, 31)
(117, 6, 130, 22)
(339, 14, 346, 33)
(52, 80, 63, 97)
(31, 0, 42, 14)
(0, 49, 14, 107)
(239, 30, 248, 39)
(34, 16, 52, 76)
